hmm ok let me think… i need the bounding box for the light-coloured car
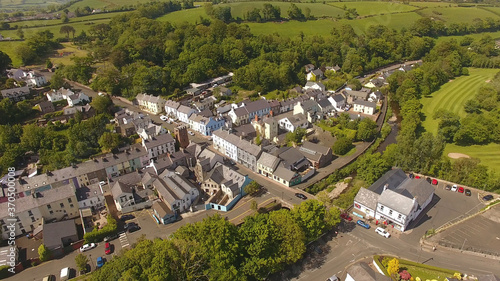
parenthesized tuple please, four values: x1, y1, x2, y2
(160, 115, 168, 121)
(451, 184, 458, 192)
(60, 267, 70, 281)
(79, 243, 96, 252)
(188, 131, 195, 136)
(375, 227, 390, 238)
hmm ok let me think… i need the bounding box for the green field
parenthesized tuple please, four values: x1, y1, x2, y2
(421, 68, 498, 135)
(409, 2, 458, 7)
(328, 1, 417, 16)
(11, 12, 127, 28)
(417, 7, 500, 23)
(435, 30, 500, 44)
(222, 2, 345, 18)
(0, 0, 64, 10)
(157, 7, 207, 24)
(444, 143, 500, 173)
(66, 0, 152, 12)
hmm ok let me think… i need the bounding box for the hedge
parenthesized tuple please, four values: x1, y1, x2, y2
(83, 215, 117, 243)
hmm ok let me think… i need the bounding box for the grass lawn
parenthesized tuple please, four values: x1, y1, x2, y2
(444, 143, 500, 173)
(435, 30, 500, 44)
(328, 1, 417, 16)
(343, 146, 357, 156)
(409, 2, 458, 8)
(50, 42, 90, 66)
(398, 260, 457, 281)
(12, 12, 128, 28)
(157, 7, 207, 24)
(421, 68, 499, 134)
(66, 0, 152, 12)
(416, 7, 500, 24)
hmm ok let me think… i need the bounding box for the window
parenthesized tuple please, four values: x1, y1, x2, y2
(398, 214, 402, 220)
(28, 210, 33, 216)
(389, 210, 393, 216)
(31, 217, 35, 222)
(49, 210, 53, 214)
(379, 205, 384, 211)
(70, 204, 74, 208)
(68, 198, 72, 203)
(60, 203, 64, 208)
(47, 204, 51, 209)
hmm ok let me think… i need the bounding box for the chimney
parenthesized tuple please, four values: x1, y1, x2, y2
(255, 115, 258, 122)
(383, 184, 389, 191)
(270, 110, 273, 117)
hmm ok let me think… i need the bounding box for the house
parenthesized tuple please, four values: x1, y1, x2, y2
(137, 123, 167, 140)
(203, 163, 252, 212)
(317, 98, 334, 114)
(251, 115, 278, 140)
(218, 87, 232, 97)
(152, 200, 178, 224)
(1, 86, 30, 102)
(345, 262, 391, 281)
(279, 99, 295, 113)
(36, 101, 55, 114)
(236, 138, 262, 172)
(46, 88, 74, 102)
(7, 69, 47, 87)
(228, 99, 271, 126)
(66, 92, 90, 107)
(294, 100, 322, 122)
(194, 148, 224, 182)
(111, 181, 136, 211)
(328, 94, 346, 111)
(212, 129, 262, 172)
(304, 64, 315, 73)
(42, 220, 78, 255)
(343, 89, 370, 104)
(189, 114, 225, 136)
(303, 81, 325, 92)
(299, 141, 333, 168)
(75, 183, 105, 209)
(273, 165, 301, 187)
(193, 96, 216, 111)
(63, 104, 94, 118)
(164, 100, 180, 117)
(232, 123, 257, 140)
(257, 152, 281, 178)
(0, 184, 79, 239)
(151, 171, 199, 214)
(353, 100, 376, 115)
(141, 133, 176, 161)
(186, 87, 202, 96)
(306, 69, 324, 81)
(369, 91, 383, 103)
(353, 169, 434, 232)
(326, 65, 341, 73)
(136, 93, 166, 115)
(364, 78, 385, 89)
(176, 105, 196, 124)
(278, 113, 309, 133)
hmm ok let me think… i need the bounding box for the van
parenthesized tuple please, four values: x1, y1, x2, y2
(60, 267, 70, 281)
(42, 275, 55, 281)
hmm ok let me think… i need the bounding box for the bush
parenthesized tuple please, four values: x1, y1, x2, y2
(0, 265, 11, 278)
(332, 137, 353, 155)
(83, 215, 117, 243)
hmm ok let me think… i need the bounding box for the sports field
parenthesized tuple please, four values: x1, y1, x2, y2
(444, 143, 500, 173)
(421, 68, 498, 135)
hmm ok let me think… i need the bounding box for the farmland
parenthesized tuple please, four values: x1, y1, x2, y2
(416, 6, 499, 24)
(421, 68, 498, 135)
(328, 1, 417, 16)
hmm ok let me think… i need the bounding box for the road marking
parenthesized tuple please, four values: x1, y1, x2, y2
(469, 268, 492, 273)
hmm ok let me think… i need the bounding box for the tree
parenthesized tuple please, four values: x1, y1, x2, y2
(356, 118, 378, 141)
(332, 137, 353, 155)
(285, 127, 306, 145)
(50, 70, 67, 89)
(61, 13, 69, 23)
(75, 253, 88, 273)
(45, 59, 53, 70)
(292, 200, 327, 242)
(38, 244, 52, 262)
(98, 132, 121, 152)
(387, 258, 400, 278)
(244, 181, 261, 196)
(287, 4, 304, 20)
(60, 25, 75, 39)
(325, 207, 341, 228)
(0, 51, 11, 75)
(16, 27, 24, 40)
(91, 95, 113, 114)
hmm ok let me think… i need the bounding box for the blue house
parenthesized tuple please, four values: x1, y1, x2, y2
(152, 200, 178, 224)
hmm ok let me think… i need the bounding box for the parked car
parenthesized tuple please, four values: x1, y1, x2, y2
(120, 214, 135, 221)
(431, 179, 438, 185)
(160, 115, 168, 121)
(458, 187, 465, 193)
(96, 257, 105, 268)
(408, 173, 414, 179)
(99, 181, 106, 186)
(426, 177, 432, 183)
(295, 193, 307, 200)
(483, 194, 494, 201)
(104, 233, 118, 242)
(105, 242, 111, 255)
(445, 185, 451, 191)
(375, 227, 391, 238)
(327, 275, 339, 281)
(451, 184, 458, 192)
(340, 213, 352, 221)
(465, 189, 471, 196)
(128, 224, 141, 233)
(60, 267, 71, 281)
(42, 275, 56, 281)
(79, 243, 96, 252)
(415, 175, 421, 179)
(124, 222, 136, 230)
(356, 220, 370, 229)
(188, 131, 195, 136)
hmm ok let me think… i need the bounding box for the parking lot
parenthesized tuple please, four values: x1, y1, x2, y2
(429, 203, 500, 256)
(401, 180, 484, 244)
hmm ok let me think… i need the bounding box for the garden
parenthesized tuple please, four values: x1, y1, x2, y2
(374, 256, 460, 281)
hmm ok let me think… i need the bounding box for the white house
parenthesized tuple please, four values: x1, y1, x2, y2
(164, 100, 180, 117)
(75, 183, 105, 209)
(150, 171, 199, 214)
(212, 129, 240, 162)
(136, 93, 166, 115)
(46, 88, 74, 102)
(67, 92, 90, 107)
(368, 91, 383, 103)
(141, 133, 176, 161)
(353, 169, 434, 232)
(303, 81, 325, 92)
(278, 113, 309, 132)
(353, 100, 376, 115)
(111, 181, 136, 212)
(328, 94, 346, 111)
(176, 105, 196, 124)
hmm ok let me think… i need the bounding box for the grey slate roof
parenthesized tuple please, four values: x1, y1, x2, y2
(378, 189, 414, 216)
(142, 133, 175, 150)
(318, 98, 332, 108)
(111, 181, 133, 200)
(273, 166, 296, 182)
(300, 141, 331, 156)
(396, 178, 434, 208)
(354, 100, 376, 109)
(347, 262, 391, 281)
(43, 220, 77, 249)
(354, 187, 379, 211)
(257, 152, 281, 170)
(368, 169, 408, 194)
(331, 94, 345, 103)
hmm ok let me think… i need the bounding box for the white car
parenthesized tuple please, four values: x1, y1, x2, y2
(160, 115, 168, 121)
(451, 184, 458, 192)
(79, 243, 96, 252)
(188, 131, 195, 136)
(375, 227, 390, 238)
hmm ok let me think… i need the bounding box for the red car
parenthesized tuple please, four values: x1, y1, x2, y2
(431, 179, 438, 185)
(105, 242, 111, 255)
(415, 176, 421, 179)
(340, 213, 352, 221)
(458, 187, 465, 193)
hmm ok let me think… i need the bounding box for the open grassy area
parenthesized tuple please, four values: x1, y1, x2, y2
(11, 12, 128, 28)
(50, 42, 90, 66)
(222, 2, 344, 19)
(409, 2, 458, 8)
(66, 0, 152, 12)
(421, 68, 498, 134)
(435, 30, 500, 44)
(444, 143, 500, 173)
(416, 6, 500, 24)
(328, 1, 417, 16)
(398, 260, 457, 281)
(157, 7, 207, 24)
(0, 0, 64, 10)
